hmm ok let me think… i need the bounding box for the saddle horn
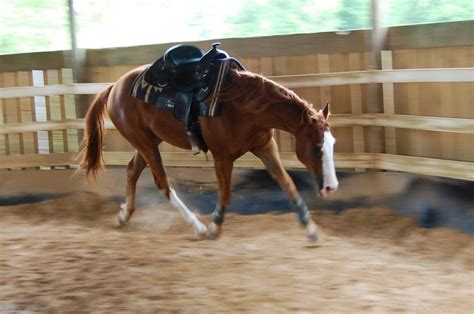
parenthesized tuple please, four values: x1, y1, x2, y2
(200, 43, 229, 65)
(195, 42, 229, 82)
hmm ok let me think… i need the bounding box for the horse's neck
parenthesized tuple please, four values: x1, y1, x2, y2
(263, 101, 304, 135)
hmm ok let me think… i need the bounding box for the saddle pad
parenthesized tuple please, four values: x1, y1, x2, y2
(129, 58, 242, 117)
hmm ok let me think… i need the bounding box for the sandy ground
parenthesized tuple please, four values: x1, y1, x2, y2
(1, 192, 473, 313)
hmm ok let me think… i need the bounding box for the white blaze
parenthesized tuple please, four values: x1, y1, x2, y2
(320, 131, 339, 197)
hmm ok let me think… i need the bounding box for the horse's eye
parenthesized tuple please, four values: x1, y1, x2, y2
(313, 145, 323, 157)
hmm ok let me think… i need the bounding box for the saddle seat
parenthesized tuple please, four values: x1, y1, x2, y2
(164, 45, 204, 68)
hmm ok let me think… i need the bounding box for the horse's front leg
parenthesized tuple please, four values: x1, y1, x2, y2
(208, 157, 234, 239)
(251, 137, 323, 241)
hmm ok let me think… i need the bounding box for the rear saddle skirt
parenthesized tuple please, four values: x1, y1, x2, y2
(129, 43, 245, 153)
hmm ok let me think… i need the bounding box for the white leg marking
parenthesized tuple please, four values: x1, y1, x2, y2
(118, 203, 130, 226)
(170, 188, 208, 236)
(306, 219, 324, 242)
(321, 130, 339, 197)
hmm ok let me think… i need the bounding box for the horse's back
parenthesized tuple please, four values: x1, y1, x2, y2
(106, 64, 194, 150)
(106, 65, 150, 132)
(107, 65, 149, 110)
(111, 65, 148, 99)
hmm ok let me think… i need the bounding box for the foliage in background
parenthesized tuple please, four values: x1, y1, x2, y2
(381, 0, 474, 26)
(226, 0, 371, 38)
(0, 0, 69, 54)
(0, 0, 472, 54)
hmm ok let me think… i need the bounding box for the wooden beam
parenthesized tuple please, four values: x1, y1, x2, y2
(330, 114, 474, 134)
(348, 52, 365, 171)
(272, 68, 474, 88)
(65, 0, 86, 83)
(85, 31, 370, 67)
(372, 153, 474, 181)
(0, 119, 114, 134)
(2, 151, 471, 181)
(370, 0, 386, 69)
(3, 72, 21, 156)
(387, 20, 474, 50)
(0, 152, 77, 168)
(381, 50, 396, 154)
(0, 83, 110, 98)
(0, 114, 472, 135)
(334, 153, 474, 181)
(2, 68, 472, 99)
(83, 21, 474, 66)
(0, 51, 65, 72)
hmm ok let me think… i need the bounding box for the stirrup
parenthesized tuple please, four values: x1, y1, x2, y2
(186, 131, 201, 154)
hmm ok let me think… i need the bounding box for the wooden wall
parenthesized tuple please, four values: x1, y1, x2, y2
(0, 20, 473, 177)
(391, 46, 474, 162)
(0, 68, 79, 169)
(80, 20, 473, 165)
(83, 52, 380, 158)
(82, 28, 376, 161)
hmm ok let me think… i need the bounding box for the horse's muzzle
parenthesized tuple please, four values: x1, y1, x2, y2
(319, 185, 338, 198)
(314, 172, 338, 198)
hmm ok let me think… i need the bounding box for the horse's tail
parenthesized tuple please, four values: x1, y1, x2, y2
(79, 84, 113, 182)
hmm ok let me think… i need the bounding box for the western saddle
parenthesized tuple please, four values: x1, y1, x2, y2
(146, 42, 229, 91)
(141, 43, 241, 154)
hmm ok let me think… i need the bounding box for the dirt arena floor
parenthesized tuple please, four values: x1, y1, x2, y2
(1, 191, 473, 313)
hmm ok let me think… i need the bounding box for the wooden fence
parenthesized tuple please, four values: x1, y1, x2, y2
(1, 21, 473, 180)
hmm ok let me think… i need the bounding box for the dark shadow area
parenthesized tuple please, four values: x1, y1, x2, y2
(0, 193, 69, 206)
(1, 169, 472, 235)
(389, 177, 474, 235)
(172, 169, 474, 235)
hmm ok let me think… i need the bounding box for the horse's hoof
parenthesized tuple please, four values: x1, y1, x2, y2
(118, 211, 128, 226)
(207, 223, 222, 240)
(118, 206, 130, 226)
(194, 222, 211, 240)
(306, 220, 323, 242)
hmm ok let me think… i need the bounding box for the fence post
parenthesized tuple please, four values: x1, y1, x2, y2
(0, 73, 7, 156)
(3, 72, 21, 158)
(349, 53, 365, 172)
(318, 54, 331, 104)
(381, 50, 397, 155)
(17, 71, 38, 156)
(61, 68, 79, 153)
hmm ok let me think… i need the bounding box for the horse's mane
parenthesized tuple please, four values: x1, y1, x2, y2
(220, 69, 323, 125)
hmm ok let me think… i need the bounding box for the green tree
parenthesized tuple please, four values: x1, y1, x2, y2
(225, 0, 341, 37)
(382, 0, 474, 26)
(0, 0, 69, 54)
(337, 0, 371, 30)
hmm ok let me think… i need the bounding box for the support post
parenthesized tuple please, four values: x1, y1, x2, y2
(66, 0, 87, 117)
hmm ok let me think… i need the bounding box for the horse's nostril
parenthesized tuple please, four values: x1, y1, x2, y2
(325, 187, 332, 192)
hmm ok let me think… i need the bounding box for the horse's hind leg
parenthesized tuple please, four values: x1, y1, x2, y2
(133, 139, 209, 238)
(251, 137, 323, 241)
(118, 150, 147, 225)
(208, 157, 234, 238)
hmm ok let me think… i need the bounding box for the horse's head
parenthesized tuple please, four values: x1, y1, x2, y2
(295, 102, 338, 198)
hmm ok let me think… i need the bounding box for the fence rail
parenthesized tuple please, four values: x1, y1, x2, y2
(0, 114, 472, 135)
(1, 67, 473, 181)
(1, 152, 472, 181)
(273, 68, 474, 88)
(1, 68, 473, 99)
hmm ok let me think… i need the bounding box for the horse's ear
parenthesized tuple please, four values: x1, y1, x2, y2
(322, 102, 331, 119)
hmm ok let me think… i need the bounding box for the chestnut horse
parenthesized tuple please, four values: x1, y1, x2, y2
(80, 66, 338, 240)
